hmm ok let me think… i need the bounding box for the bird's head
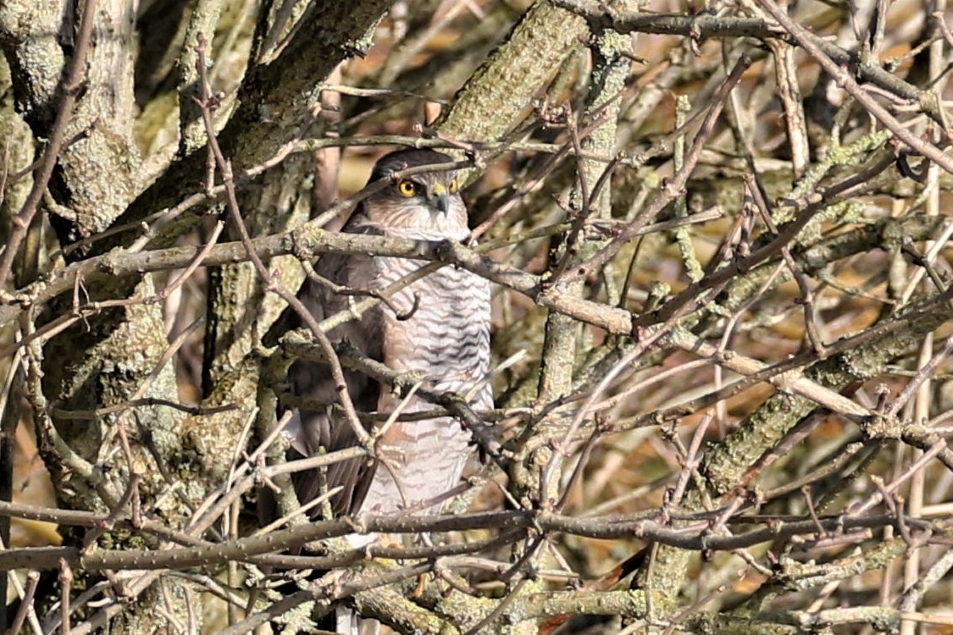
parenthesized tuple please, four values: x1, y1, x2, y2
(361, 149, 468, 237)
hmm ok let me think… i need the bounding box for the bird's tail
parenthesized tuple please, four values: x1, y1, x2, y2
(336, 607, 380, 635)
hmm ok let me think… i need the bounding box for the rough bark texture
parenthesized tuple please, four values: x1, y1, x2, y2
(3, 0, 953, 633)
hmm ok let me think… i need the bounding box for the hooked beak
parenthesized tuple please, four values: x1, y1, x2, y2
(426, 183, 451, 214)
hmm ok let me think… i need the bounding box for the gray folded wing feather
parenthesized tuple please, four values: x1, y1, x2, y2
(281, 216, 385, 516)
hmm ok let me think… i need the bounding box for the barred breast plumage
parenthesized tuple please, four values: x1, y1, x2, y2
(360, 228, 491, 513)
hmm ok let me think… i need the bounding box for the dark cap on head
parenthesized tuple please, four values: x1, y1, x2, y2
(368, 149, 455, 182)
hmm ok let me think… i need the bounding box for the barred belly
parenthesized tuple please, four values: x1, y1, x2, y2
(357, 253, 491, 514)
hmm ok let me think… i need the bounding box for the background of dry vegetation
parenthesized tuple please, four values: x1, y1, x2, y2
(3, 0, 953, 633)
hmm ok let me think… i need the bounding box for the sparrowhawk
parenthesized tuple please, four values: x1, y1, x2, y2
(275, 149, 492, 634)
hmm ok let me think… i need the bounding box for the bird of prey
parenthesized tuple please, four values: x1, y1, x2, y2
(276, 149, 492, 633)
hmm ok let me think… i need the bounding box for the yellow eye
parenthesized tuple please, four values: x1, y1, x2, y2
(397, 180, 417, 197)
(448, 179, 458, 194)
